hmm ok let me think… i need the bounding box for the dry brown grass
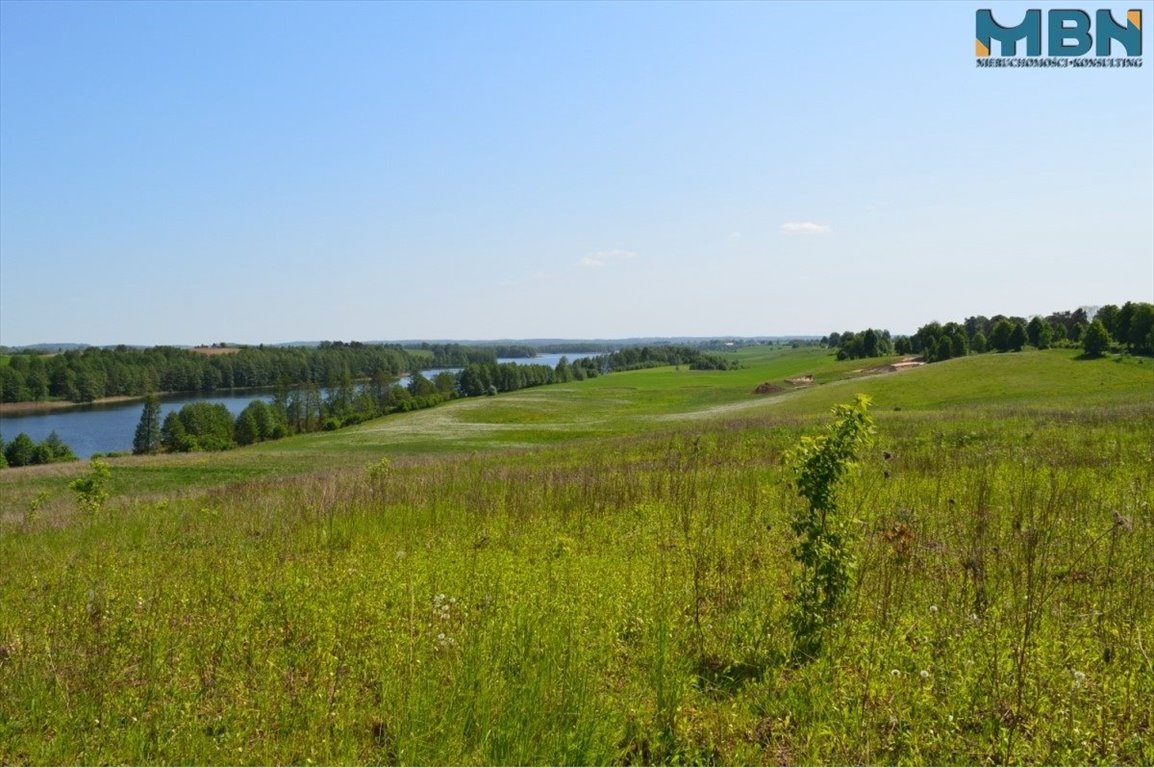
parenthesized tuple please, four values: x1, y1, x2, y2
(189, 346, 241, 356)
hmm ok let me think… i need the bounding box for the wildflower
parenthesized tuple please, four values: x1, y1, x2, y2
(890, 669, 901, 677)
(920, 670, 930, 680)
(929, 604, 939, 614)
(432, 593, 458, 622)
(1071, 669, 1087, 689)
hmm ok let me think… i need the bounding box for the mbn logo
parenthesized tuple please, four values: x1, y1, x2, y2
(976, 9, 1142, 56)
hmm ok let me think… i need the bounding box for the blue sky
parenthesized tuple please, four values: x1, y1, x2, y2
(1, 0, 1151, 346)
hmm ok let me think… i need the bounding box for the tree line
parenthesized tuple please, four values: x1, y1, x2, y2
(0, 342, 545, 405)
(0, 431, 76, 468)
(824, 301, 1154, 362)
(594, 345, 738, 372)
(414, 343, 523, 367)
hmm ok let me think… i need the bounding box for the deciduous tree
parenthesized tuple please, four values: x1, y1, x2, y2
(990, 319, 1015, 352)
(1026, 317, 1052, 349)
(3, 433, 36, 467)
(1082, 319, 1111, 357)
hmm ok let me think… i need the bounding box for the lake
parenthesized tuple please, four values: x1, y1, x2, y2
(0, 352, 590, 459)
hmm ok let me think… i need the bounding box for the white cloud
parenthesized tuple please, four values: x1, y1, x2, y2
(781, 221, 831, 235)
(578, 249, 637, 268)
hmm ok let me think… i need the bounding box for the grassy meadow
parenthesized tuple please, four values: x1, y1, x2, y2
(1, 346, 1152, 764)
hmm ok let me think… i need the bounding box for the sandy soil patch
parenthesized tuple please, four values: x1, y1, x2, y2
(855, 357, 925, 375)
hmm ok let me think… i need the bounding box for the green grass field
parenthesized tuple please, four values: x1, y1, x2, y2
(1, 346, 1152, 764)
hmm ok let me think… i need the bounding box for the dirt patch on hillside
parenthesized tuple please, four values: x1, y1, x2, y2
(752, 382, 784, 395)
(785, 374, 814, 386)
(857, 358, 925, 375)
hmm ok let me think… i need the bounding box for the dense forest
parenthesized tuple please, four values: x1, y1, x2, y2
(0, 342, 544, 405)
(824, 301, 1154, 362)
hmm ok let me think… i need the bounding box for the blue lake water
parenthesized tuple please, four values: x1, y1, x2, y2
(0, 353, 588, 459)
(1, 391, 280, 460)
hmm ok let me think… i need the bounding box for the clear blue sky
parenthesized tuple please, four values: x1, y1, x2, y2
(2, 0, 1151, 346)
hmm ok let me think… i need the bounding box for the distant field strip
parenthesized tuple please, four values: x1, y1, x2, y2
(300, 350, 1154, 451)
(358, 396, 603, 436)
(1, 347, 1150, 515)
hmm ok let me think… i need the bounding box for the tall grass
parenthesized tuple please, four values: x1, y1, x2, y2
(1, 398, 1151, 764)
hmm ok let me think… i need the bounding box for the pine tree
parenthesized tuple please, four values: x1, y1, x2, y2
(133, 393, 162, 455)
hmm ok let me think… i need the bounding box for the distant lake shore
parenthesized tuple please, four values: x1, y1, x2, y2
(0, 395, 149, 416)
(0, 352, 588, 455)
(0, 384, 281, 417)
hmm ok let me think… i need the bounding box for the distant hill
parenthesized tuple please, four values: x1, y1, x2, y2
(377, 336, 820, 348)
(3, 337, 824, 355)
(2, 343, 90, 353)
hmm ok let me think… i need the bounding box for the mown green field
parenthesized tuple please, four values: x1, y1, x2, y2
(1, 346, 1152, 765)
